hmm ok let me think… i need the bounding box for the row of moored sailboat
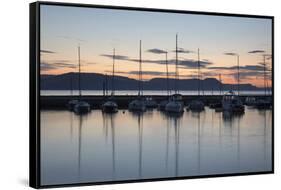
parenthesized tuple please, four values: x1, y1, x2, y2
(67, 34, 271, 115)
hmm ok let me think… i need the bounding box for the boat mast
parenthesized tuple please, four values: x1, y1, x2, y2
(237, 54, 240, 96)
(175, 34, 179, 94)
(197, 48, 200, 97)
(263, 54, 266, 96)
(112, 48, 115, 96)
(78, 46, 81, 100)
(165, 52, 170, 96)
(138, 40, 143, 96)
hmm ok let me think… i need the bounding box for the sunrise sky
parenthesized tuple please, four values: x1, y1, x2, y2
(40, 5, 272, 87)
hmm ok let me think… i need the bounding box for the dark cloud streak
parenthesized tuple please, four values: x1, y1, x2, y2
(40, 61, 82, 71)
(41, 50, 56, 54)
(208, 65, 268, 71)
(146, 48, 167, 54)
(100, 54, 130, 60)
(172, 48, 194, 54)
(224, 52, 237, 56)
(100, 53, 213, 69)
(248, 50, 265, 54)
(111, 70, 175, 76)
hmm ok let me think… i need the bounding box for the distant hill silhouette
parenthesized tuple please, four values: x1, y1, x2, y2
(40, 72, 262, 91)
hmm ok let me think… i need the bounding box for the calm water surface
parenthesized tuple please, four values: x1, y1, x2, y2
(40, 107, 272, 185)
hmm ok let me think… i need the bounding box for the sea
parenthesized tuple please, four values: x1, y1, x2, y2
(40, 107, 272, 185)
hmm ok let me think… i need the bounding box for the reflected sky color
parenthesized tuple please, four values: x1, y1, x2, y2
(40, 5, 272, 87)
(41, 108, 272, 185)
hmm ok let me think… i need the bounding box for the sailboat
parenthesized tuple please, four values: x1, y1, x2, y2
(144, 97, 157, 108)
(165, 34, 184, 113)
(222, 90, 244, 113)
(67, 72, 78, 111)
(159, 51, 170, 110)
(188, 48, 205, 112)
(74, 46, 91, 114)
(128, 40, 146, 112)
(102, 48, 118, 113)
(222, 54, 244, 113)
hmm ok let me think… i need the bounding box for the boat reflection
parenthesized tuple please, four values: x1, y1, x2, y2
(218, 110, 222, 148)
(101, 112, 117, 179)
(165, 115, 170, 173)
(69, 111, 73, 142)
(137, 113, 143, 178)
(162, 111, 184, 119)
(127, 111, 145, 178)
(197, 113, 201, 174)
(110, 114, 116, 179)
(237, 116, 241, 169)
(222, 110, 244, 121)
(102, 112, 109, 143)
(165, 111, 183, 177)
(260, 110, 267, 169)
(190, 111, 205, 174)
(77, 115, 82, 179)
(40, 107, 272, 185)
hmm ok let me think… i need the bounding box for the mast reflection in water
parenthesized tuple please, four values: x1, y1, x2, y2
(40, 107, 272, 185)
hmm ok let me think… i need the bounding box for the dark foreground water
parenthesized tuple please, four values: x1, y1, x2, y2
(40, 107, 272, 186)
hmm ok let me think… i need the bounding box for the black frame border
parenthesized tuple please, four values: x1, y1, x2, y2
(29, 1, 274, 189)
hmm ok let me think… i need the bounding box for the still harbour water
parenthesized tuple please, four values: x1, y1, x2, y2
(40, 107, 272, 186)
